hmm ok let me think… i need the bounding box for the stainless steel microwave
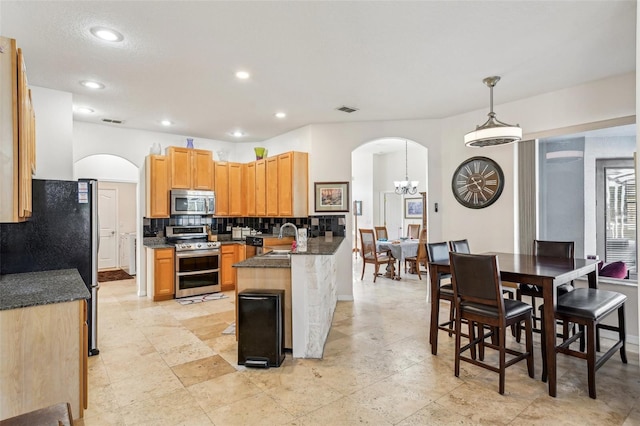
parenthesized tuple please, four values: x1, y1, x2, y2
(170, 190, 215, 215)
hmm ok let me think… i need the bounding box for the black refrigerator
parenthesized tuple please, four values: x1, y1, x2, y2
(0, 179, 100, 356)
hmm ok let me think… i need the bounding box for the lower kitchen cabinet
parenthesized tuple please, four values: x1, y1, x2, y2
(146, 247, 175, 301)
(220, 244, 243, 291)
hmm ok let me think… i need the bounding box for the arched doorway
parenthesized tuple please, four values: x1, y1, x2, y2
(74, 154, 142, 293)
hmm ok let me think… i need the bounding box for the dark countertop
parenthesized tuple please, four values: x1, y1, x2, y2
(234, 237, 344, 268)
(143, 237, 174, 249)
(0, 269, 91, 311)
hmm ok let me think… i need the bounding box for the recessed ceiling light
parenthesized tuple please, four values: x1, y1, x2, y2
(275, 112, 287, 119)
(80, 80, 105, 90)
(161, 120, 172, 126)
(74, 106, 94, 114)
(231, 131, 245, 137)
(235, 71, 250, 80)
(90, 27, 124, 42)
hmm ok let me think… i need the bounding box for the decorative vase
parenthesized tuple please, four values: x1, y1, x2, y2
(254, 147, 266, 160)
(150, 142, 161, 155)
(186, 138, 194, 149)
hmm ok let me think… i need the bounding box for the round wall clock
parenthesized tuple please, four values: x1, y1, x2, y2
(451, 156, 504, 209)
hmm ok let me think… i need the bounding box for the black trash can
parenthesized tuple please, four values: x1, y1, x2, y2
(237, 289, 285, 368)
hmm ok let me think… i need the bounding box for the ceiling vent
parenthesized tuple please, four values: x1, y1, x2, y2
(336, 105, 358, 113)
(102, 118, 123, 124)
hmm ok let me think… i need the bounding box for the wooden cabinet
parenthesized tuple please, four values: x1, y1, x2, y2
(214, 161, 242, 217)
(146, 247, 175, 301)
(277, 151, 308, 217)
(266, 157, 279, 216)
(0, 299, 86, 420)
(0, 36, 36, 223)
(220, 244, 241, 291)
(167, 147, 213, 190)
(145, 155, 170, 218)
(255, 159, 267, 216)
(242, 163, 256, 216)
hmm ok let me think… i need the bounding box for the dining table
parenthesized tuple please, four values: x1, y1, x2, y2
(376, 239, 419, 279)
(428, 252, 599, 397)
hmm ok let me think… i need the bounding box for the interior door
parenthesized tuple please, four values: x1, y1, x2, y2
(98, 188, 118, 270)
(380, 192, 403, 239)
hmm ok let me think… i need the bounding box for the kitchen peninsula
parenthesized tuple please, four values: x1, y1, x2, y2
(234, 236, 346, 358)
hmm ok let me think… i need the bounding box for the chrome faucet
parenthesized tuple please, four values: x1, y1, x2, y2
(279, 222, 298, 245)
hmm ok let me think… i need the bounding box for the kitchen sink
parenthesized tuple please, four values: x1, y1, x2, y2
(262, 251, 291, 259)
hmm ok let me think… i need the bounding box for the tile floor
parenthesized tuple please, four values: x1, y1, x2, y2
(79, 258, 640, 425)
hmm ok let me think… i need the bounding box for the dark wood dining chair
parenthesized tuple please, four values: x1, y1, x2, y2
(516, 240, 575, 340)
(359, 229, 393, 282)
(404, 228, 427, 279)
(427, 241, 457, 340)
(407, 224, 420, 239)
(448, 239, 470, 254)
(449, 252, 534, 395)
(374, 226, 389, 241)
(541, 288, 627, 399)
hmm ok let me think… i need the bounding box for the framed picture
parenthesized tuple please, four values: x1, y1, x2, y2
(404, 197, 423, 218)
(315, 182, 349, 212)
(354, 200, 362, 216)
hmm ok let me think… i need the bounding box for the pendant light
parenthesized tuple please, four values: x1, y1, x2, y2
(394, 140, 419, 195)
(464, 76, 522, 147)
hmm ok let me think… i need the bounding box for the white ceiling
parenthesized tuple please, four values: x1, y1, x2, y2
(0, 1, 636, 144)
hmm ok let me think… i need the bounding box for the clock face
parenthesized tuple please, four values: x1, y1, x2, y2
(452, 156, 504, 209)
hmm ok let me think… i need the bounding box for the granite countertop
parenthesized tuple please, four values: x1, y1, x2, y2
(0, 269, 91, 311)
(234, 237, 344, 268)
(143, 237, 174, 249)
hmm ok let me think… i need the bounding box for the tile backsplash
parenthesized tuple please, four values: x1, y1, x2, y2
(144, 215, 346, 238)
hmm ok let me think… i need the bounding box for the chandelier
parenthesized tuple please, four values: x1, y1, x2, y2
(464, 76, 522, 147)
(394, 140, 419, 195)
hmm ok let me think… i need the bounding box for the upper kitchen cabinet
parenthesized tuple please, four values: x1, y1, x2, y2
(214, 161, 242, 217)
(167, 147, 213, 190)
(242, 162, 256, 217)
(0, 37, 36, 223)
(145, 155, 170, 218)
(255, 159, 267, 216)
(278, 151, 308, 217)
(266, 157, 279, 216)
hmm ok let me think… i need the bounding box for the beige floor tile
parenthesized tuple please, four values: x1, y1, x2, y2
(102, 350, 169, 383)
(158, 341, 216, 367)
(187, 372, 263, 412)
(118, 387, 207, 425)
(110, 364, 184, 407)
(290, 396, 393, 425)
(207, 393, 295, 425)
(171, 354, 236, 387)
(396, 401, 481, 425)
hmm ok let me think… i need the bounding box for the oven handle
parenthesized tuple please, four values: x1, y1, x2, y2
(175, 250, 220, 259)
(177, 269, 219, 277)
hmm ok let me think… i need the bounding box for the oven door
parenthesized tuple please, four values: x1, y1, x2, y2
(175, 249, 221, 298)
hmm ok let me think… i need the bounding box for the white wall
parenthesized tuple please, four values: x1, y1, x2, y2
(31, 86, 73, 180)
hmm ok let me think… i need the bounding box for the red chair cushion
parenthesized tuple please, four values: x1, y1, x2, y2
(599, 261, 627, 279)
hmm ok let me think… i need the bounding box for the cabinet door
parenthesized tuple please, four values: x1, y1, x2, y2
(214, 162, 230, 216)
(255, 160, 266, 216)
(278, 152, 293, 217)
(145, 155, 170, 218)
(228, 162, 243, 216)
(244, 162, 256, 216)
(266, 157, 279, 216)
(220, 245, 236, 291)
(192, 149, 213, 190)
(17, 48, 33, 220)
(168, 147, 192, 189)
(154, 248, 175, 300)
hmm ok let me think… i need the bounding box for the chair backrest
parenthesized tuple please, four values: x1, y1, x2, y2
(533, 240, 574, 259)
(360, 229, 376, 257)
(407, 224, 420, 239)
(449, 239, 470, 254)
(426, 241, 449, 263)
(374, 226, 388, 241)
(416, 229, 428, 260)
(449, 252, 503, 313)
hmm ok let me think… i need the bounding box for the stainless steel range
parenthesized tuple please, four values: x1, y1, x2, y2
(167, 225, 221, 298)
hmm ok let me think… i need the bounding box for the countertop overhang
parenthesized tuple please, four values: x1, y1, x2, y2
(233, 237, 344, 268)
(0, 269, 90, 311)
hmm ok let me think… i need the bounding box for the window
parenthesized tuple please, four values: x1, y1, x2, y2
(596, 159, 636, 277)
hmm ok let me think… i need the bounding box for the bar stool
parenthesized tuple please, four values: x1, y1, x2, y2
(541, 288, 627, 399)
